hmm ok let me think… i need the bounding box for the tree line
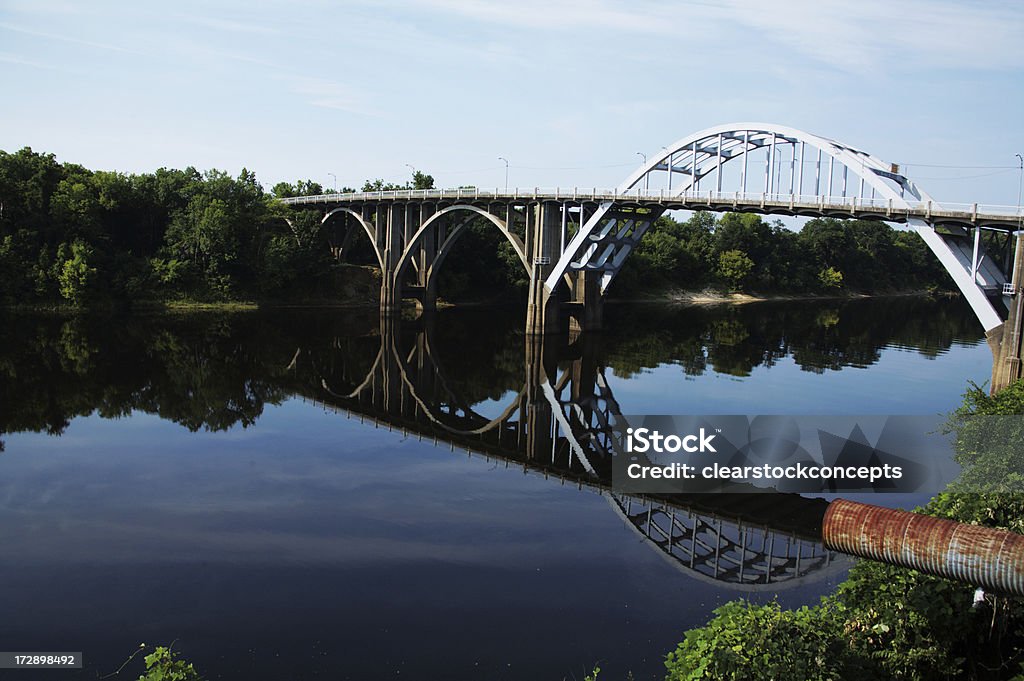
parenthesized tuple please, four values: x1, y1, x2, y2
(613, 209, 950, 296)
(0, 146, 951, 307)
(0, 147, 435, 306)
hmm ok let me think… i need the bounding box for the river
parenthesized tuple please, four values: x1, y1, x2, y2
(0, 296, 993, 680)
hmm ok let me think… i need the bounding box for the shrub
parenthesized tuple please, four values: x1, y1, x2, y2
(664, 600, 861, 681)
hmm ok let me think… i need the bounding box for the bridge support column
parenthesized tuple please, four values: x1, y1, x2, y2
(991, 232, 1024, 393)
(526, 202, 562, 335)
(415, 210, 439, 313)
(568, 270, 604, 332)
(380, 205, 406, 312)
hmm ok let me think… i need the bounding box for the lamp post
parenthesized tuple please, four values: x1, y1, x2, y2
(498, 157, 509, 192)
(636, 152, 648, 190)
(662, 146, 674, 191)
(1016, 153, 1023, 212)
(327, 172, 336, 193)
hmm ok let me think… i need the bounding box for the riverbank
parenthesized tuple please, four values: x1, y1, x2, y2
(1, 284, 956, 314)
(611, 287, 955, 307)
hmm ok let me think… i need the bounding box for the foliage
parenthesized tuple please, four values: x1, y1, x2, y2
(56, 240, 97, 304)
(716, 249, 754, 291)
(944, 379, 1024, 493)
(0, 148, 405, 306)
(362, 169, 435, 192)
(665, 600, 859, 681)
(666, 378, 1024, 681)
(137, 646, 204, 681)
(610, 212, 948, 297)
(819, 266, 844, 289)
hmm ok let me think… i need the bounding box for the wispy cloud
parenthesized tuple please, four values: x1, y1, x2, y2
(393, 0, 1024, 74)
(0, 51, 71, 72)
(176, 15, 280, 36)
(722, 0, 1024, 73)
(289, 77, 378, 116)
(397, 0, 704, 35)
(0, 21, 135, 53)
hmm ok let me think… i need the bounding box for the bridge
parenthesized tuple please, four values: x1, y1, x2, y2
(281, 123, 1024, 392)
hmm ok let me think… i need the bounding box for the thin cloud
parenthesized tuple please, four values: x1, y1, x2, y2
(394, 0, 1024, 73)
(177, 15, 281, 36)
(397, 0, 700, 34)
(723, 0, 1024, 73)
(289, 77, 379, 116)
(0, 21, 135, 54)
(0, 51, 70, 72)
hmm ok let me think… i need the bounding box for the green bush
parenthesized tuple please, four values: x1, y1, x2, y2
(138, 646, 204, 681)
(665, 378, 1024, 681)
(665, 600, 860, 681)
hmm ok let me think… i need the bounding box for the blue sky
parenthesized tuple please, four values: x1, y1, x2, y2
(1, 0, 1022, 205)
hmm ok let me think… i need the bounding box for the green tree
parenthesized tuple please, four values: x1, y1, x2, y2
(716, 249, 754, 291)
(819, 266, 844, 289)
(56, 240, 97, 305)
(411, 170, 435, 189)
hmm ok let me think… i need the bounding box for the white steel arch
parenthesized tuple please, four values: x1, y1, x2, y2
(547, 123, 1004, 332)
(617, 123, 933, 201)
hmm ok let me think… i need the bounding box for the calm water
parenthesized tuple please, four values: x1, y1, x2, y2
(0, 297, 992, 680)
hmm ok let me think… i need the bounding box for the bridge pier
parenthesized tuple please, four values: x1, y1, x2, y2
(991, 232, 1023, 393)
(380, 205, 405, 312)
(566, 270, 604, 332)
(525, 201, 563, 335)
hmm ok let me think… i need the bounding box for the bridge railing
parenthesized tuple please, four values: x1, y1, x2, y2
(279, 188, 1024, 221)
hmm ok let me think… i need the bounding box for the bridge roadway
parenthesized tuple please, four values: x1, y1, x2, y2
(282, 187, 1024, 232)
(279, 123, 1024, 392)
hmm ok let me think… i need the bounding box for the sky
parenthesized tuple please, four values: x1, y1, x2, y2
(1, 0, 1023, 205)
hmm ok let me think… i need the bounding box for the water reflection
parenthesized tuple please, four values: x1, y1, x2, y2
(0, 296, 986, 592)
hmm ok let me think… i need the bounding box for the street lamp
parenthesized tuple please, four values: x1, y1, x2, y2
(1016, 153, 1023, 211)
(662, 146, 674, 191)
(327, 172, 336, 193)
(636, 152, 648, 190)
(498, 157, 509, 192)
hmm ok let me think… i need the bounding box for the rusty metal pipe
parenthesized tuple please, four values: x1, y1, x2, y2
(822, 499, 1024, 596)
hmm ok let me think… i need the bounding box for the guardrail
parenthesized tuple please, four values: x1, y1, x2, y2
(278, 188, 1024, 221)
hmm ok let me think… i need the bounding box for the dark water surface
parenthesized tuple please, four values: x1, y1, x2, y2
(0, 297, 992, 680)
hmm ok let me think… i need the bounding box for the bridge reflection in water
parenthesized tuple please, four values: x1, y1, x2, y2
(298, 312, 844, 590)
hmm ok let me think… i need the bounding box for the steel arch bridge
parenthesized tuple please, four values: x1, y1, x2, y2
(281, 122, 1024, 391)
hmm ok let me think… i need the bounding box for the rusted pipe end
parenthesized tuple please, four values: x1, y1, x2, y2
(822, 499, 1024, 596)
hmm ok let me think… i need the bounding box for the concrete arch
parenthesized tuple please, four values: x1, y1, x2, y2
(322, 206, 385, 271)
(394, 204, 530, 282)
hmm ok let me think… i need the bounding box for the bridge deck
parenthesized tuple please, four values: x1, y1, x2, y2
(281, 188, 1024, 230)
